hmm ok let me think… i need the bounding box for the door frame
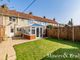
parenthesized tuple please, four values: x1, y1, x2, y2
(35, 26, 43, 38)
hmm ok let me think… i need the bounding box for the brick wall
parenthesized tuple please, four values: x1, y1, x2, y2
(22, 34, 36, 40)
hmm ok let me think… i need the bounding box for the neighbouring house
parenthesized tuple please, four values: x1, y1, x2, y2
(0, 5, 58, 40)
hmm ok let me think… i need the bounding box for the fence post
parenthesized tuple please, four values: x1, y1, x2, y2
(72, 26, 74, 42)
(58, 24, 60, 39)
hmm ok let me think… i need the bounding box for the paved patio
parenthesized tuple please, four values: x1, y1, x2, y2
(0, 38, 37, 60)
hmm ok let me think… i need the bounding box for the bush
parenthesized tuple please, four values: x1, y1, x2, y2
(47, 25, 53, 29)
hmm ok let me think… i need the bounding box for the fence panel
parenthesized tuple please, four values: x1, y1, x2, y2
(47, 26, 80, 41)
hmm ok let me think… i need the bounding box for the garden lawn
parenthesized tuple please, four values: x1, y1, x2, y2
(14, 38, 80, 60)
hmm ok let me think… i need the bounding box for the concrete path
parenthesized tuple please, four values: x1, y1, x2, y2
(0, 40, 8, 60)
(0, 38, 37, 60)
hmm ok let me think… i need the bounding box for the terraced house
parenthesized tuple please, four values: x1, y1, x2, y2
(0, 5, 58, 40)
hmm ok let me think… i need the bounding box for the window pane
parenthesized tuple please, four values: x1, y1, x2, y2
(11, 28, 14, 32)
(9, 16, 16, 22)
(32, 29, 35, 34)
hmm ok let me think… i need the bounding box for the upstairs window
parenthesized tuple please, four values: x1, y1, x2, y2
(9, 16, 16, 22)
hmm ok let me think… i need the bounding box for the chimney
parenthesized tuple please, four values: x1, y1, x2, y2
(29, 12, 32, 15)
(43, 16, 46, 18)
(53, 18, 55, 21)
(0, 4, 8, 10)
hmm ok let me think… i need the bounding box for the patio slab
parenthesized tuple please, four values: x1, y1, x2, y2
(0, 38, 37, 60)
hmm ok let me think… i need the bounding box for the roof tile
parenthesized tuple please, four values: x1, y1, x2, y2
(0, 8, 58, 24)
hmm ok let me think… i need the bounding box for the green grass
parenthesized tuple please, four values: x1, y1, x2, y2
(14, 38, 80, 60)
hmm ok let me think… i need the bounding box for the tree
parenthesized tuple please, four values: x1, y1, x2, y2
(68, 18, 73, 26)
(47, 25, 53, 29)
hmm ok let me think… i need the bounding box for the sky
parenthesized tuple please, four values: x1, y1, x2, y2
(0, 0, 80, 25)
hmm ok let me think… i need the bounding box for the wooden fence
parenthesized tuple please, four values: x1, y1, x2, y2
(47, 26, 80, 41)
(0, 26, 5, 42)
